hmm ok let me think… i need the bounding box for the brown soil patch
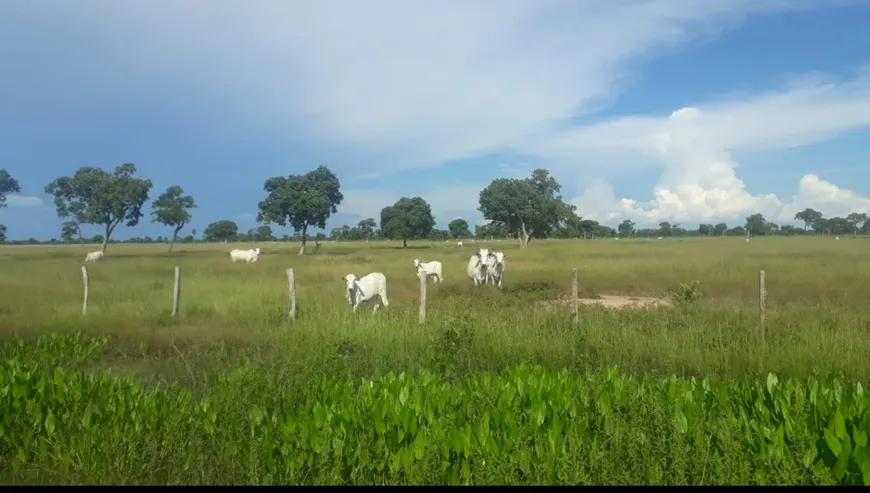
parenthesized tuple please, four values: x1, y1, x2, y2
(537, 295, 671, 310)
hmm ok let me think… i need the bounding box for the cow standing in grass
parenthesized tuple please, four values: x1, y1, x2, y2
(343, 272, 389, 313)
(466, 248, 491, 286)
(84, 251, 104, 263)
(485, 251, 506, 287)
(413, 258, 443, 283)
(230, 248, 260, 263)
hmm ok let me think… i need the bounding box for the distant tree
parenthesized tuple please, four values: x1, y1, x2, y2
(794, 208, 823, 232)
(254, 225, 275, 242)
(478, 168, 575, 247)
(0, 169, 21, 241)
(60, 221, 82, 244)
(448, 218, 471, 239)
(380, 197, 436, 248)
(713, 222, 728, 236)
(44, 163, 153, 253)
(846, 212, 868, 237)
(744, 213, 767, 237)
(257, 166, 343, 255)
(203, 220, 238, 242)
(698, 223, 712, 236)
(618, 219, 635, 237)
(151, 185, 197, 254)
(357, 218, 377, 241)
(0, 169, 21, 208)
(658, 222, 672, 237)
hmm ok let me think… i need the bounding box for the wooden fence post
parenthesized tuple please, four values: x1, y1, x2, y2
(419, 271, 427, 324)
(759, 269, 766, 340)
(81, 265, 89, 315)
(572, 268, 579, 325)
(286, 268, 297, 320)
(172, 266, 182, 318)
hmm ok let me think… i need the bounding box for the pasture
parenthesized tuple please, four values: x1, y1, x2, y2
(2, 236, 869, 485)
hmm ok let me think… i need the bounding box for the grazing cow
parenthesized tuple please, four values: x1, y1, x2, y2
(835, 236, 840, 241)
(485, 251, 506, 287)
(746, 238, 750, 242)
(413, 258, 443, 283)
(230, 248, 260, 263)
(466, 248, 491, 286)
(343, 272, 389, 312)
(457, 241, 463, 248)
(84, 250, 104, 263)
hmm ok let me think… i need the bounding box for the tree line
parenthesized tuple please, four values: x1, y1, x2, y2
(0, 165, 867, 250)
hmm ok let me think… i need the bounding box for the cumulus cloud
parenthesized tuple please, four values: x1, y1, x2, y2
(3, 195, 43, 208)
(561, 72, 870, 225)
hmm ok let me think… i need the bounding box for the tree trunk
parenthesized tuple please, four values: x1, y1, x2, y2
(403, 238, 407, 248)
(101, 226, 113, 253)
(519, 222, 531, 248)
(169, 226, 182, 254)
(298, 224, 308, 255)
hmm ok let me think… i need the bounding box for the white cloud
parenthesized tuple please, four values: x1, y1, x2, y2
(3, 195, 43, 208)
(7, 0, 870, 225)
(5, 0, 840, 176)
(561, 72, 870, 225)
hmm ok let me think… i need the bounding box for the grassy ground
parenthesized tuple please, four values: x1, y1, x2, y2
(1, 236, 868, 484)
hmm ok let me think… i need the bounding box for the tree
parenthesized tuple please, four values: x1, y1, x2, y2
(44, 163, 152, 253)
(448, 218, 471, 239)
(713, 222, 728, 236)
(151, 185, 196, 254)
(357, 218, 377, 241)
(479, 168, 574, 248)
(0, 169, 21, 208)
(257, 166, 343, 255)
(698, 223, 713, 236)
(658, 222, 672, 237)
(60, 221, 82, 244)
(380, 197, 435, 248)
(744, 213, 767, 237)
(253, 225, 275, 242)
(846, 212, 868, 237)
(794, 208, 822, 232)
(617, 219, 635, 237)
(0, 169, 21, 240)
(203, 220, 238, 242)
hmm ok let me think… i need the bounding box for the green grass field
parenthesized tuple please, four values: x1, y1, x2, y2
(2, 237, 870, 484)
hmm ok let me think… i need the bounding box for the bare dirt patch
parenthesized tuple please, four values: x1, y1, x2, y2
(537, 295, 672, 310)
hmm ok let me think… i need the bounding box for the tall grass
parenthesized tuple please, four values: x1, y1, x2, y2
(1, 236, 869, 484)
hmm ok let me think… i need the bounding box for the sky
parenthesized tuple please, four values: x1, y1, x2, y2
(2, 0, 870, 240)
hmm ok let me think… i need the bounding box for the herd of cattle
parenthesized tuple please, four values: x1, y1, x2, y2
(81, 246, 507, 313)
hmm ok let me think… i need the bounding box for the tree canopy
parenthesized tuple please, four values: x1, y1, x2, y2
(0, 169, 21, 243)
(478, 168, 575, 247)
(257, 166, 343, 255)
(44, 163, 153, 252)
(448, 218, 471, 239)
(203, 220, 238, 242)
(380, 197, 435, 248)
(151, 185, 197, 253)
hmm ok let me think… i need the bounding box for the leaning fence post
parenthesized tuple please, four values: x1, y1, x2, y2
(572, 268, 579, 325)
(172, 266, 182, 318)
(759, 269, 766, 341)
(81, 265, 89, 315)
(286, 268, 297, 320)
(418, 271, 427, 324)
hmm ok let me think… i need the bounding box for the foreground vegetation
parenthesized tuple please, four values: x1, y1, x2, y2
(1, 237, 869, 484)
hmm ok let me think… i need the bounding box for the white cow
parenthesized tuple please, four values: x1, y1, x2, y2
(485, 251, 506, 287)
(229, 248, 260, 263)
(413, 258, 443, 283)
(343, 272, 389, 312)
(466, 248, 491, 286)
(835, 236, 840, 241)
(457, 241, 463, 248)
(84, 250, 104, 262)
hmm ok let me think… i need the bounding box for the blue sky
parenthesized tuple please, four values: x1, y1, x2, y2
(2, 0, 870, 240)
